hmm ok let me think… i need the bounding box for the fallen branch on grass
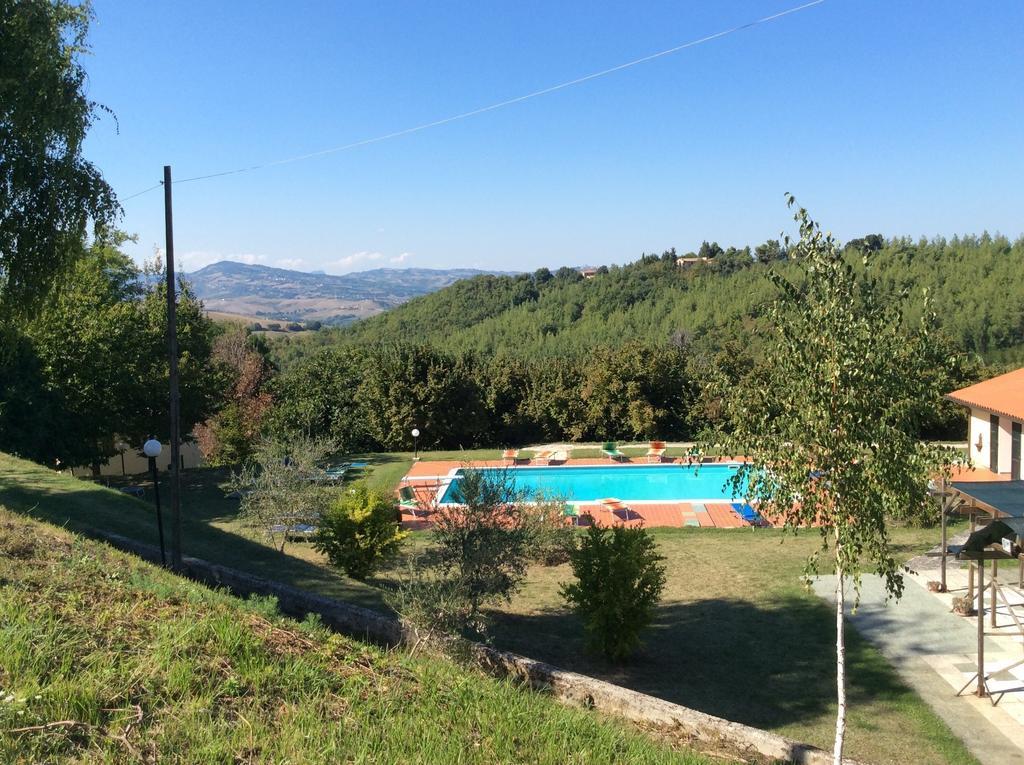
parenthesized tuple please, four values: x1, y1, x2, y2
(9, 719, 89, 734)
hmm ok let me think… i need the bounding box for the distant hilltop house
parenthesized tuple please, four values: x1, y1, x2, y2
(676, 256, 710, 269)
(947, 367, 1024, 479)
(578, 267, 600, 279)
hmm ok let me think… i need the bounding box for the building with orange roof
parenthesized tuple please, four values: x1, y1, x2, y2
(946, 367, 1024, 479)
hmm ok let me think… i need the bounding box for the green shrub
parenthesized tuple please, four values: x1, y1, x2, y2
(315, 486, 407, 579)
(561, 524, 667, 662)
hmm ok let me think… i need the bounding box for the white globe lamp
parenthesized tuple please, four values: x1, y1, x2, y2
(142, 439, 167, 565)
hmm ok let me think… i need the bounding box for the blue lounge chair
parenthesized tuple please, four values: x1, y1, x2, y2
(269, 523, 317, 541)
(321, 461, 368, 481)
(732, 502, 764, 526)
(289, 523, 317, 540)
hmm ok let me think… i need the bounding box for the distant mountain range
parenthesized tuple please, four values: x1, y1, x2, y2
(185, 261, 511, 324)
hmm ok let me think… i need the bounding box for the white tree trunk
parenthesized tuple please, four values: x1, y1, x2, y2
(833, 572, 846, 765)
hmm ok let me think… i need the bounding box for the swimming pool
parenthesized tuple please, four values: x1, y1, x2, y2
(438, 463, 745, 504)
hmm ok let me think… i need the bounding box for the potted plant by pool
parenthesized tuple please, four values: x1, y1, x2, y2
(951, 594, 976, 616)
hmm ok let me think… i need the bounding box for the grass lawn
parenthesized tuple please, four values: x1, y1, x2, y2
(0, 451, 976, 764)
(490, 526, 975, 765)
(0, 453, 381, 608)
(0, 509, 710, 764)
(350, 448, 501, 494)
(349, 445, 700, 491)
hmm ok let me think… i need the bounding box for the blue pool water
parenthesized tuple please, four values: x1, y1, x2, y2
(439, 463, 745, 504)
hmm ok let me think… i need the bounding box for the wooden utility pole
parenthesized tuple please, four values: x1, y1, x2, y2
(163, 165, 183, 569)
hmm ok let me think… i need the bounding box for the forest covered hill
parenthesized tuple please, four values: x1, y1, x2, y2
(271, 234, 1024, 369)
(250, 234, 1023, 451)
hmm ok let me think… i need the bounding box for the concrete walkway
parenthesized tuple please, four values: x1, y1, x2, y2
(813, 573, 1024, 765)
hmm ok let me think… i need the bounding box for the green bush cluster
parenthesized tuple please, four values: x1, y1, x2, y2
(266, 341, 698, 452)
(314, 485, 408, 580)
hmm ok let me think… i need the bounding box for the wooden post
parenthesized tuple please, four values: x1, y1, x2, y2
(939, 480, 948, 592)
(967, 513, 977, 601)
(977, 555, 986, 697)
(991, 558, 998, 628)
(163, 165, 182, 570)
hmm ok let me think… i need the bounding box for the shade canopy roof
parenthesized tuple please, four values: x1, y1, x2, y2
(953, 480, 1024, 534)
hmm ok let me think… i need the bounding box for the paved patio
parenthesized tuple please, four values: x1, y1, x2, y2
(815, 568, 1024, 765)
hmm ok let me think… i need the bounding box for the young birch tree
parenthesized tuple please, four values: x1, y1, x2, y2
(700, 198, 959, 765)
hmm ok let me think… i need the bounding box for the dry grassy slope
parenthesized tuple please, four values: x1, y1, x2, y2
(203, 297, 382, 323)
(189, 261, 511, 324)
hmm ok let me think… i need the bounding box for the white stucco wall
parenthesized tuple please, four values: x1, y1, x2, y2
(69, 441, 204, 478)
(969, 408, 990, 469)
(967, 408, 1023, 476)
(998, 416, 1013, 476)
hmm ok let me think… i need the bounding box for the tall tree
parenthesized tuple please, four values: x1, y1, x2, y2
(699, 198, 959, 764)
(193, 327, 274, 466)
(0, 0, 117, 313)
(355, 344, 486, 450)
(133, 261, 224, 445)
(1, 241, 224, 470)
(21, 233, 146, 469)
(267, 346, 371, 452)
(579, 342, 693, 440)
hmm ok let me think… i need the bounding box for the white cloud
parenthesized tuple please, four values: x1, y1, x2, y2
(389, 252, 413, 265)
(275, 257, 306, 270)
(333, 251, 385, 273)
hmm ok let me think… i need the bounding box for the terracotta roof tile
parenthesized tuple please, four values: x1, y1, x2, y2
(946, 367, 1024, 422)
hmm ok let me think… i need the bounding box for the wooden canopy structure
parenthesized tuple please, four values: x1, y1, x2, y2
(934, 479, 1024, 699)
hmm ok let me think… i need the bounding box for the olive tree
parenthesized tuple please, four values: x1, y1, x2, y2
(231, 436, 336, 552)
(699, 197, 960, 764)
(431, 467, 531, 635)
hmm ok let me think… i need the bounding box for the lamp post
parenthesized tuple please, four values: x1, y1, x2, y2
(143, 439, 167, 566)
(115, 441, 128, 476)
(411, 428, 420, 461)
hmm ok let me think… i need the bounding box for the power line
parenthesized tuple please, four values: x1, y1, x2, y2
(127, 0, 825, 196)
(120, 182, 163, 202)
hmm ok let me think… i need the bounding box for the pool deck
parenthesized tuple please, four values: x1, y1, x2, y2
(396, 457, 1000, 531)
(398, 457, 758, 530)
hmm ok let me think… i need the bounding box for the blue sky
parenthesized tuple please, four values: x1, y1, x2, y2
(82, 1, 1024, 274)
